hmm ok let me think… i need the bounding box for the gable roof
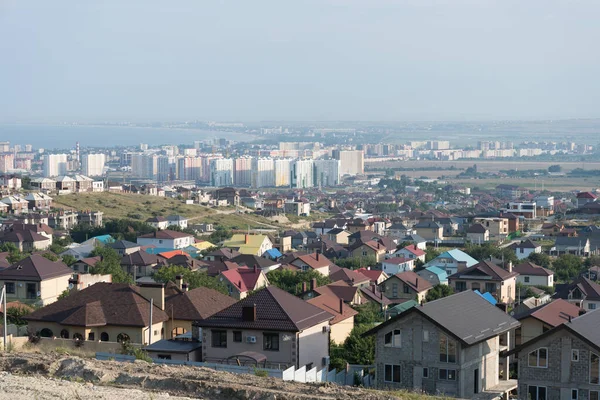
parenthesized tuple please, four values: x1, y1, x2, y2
(398, 244, 426, 257)
(120, 250, 165, 267)
(220, 267, 265, 292)
(467, 223, 488, 234)
(389, 271, 433, 292)
(165, 286, 236, 321)
(230, 254, 278, 270)
(364, 290, 520, 346)
(329, 267, 370, 285)
(513, 299, 581, 327)
(0, 230, 50, 244)
(514, 239, 541, 249)
(138, 230, 193, 240)
(0, 255, 72, 281)
(555, 277, 600, 301)
(307, 293, 358, 325)
(291, 252, 332, 269)
(107, 240, 140, 250)
(24, 283, 169, 327)
(513, 261, 553, 277)
(434, 249, 478, 266)
(196, 286, 333, 332)
(356, 268, 387, 283)
(449, 260, 518, 281)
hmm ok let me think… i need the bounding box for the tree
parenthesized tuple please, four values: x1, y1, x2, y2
(5, 306, 31, 325)
(464, 242, 518, 266)
(552, 254, 585, 282)
(61, 254, 77, 266)
(266, 269, 331, 294)
(208, 226, 233, 244)
(352, 302, 384, 326)
(528, 252, 552, 269)
(334, 256, 377, 270)
(49, 243, 67, 255)
(426, 284, 454, 302)
(89, 246, 133, 284)
(342, 325, 375, 365)
(41, 252, 59, 262)
(425, 248, 440, 263)
(57, 289, 72, 300)
(548, 165, 562, 173)
(153, 265, 228, 295)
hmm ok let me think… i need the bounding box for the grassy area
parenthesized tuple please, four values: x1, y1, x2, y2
(379, 390, 454, 400)
(53, 192, 284, 231)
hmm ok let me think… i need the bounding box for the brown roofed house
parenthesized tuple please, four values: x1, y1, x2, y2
(448, 260, 519, 304)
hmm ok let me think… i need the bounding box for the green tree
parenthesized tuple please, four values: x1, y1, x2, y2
(153, 265, 228, 294)
(352, 302, 384, 326)
(548, 165, 562, 173)
(425, 248, 440, 263)
(343, 325, 375, 365)
(464, 242, 518, 265)
(528, 252, 552, 269)
(552, 254, 585, 282)
(41, 252, 59, 262)
(5, 306, 31, 325)
(49, 243, 67, 255)
(61, 254, 77, 266)
(57, 289, 72, 300)
(266, 269, 331, 294)
(334, 256, 377, 270)
(208, 226, 233, 244)
(425, 284, 454, 302)
(89, 246, 133, 284)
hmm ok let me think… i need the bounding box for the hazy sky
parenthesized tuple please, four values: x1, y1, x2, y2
(1, 0, 599, 122)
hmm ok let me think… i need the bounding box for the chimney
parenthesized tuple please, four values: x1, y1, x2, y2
(310, 278, 317, 291)
(371, 283, 376, 294)
(457, 261, 467, 273)
(242, 304, 257, 321)
(138, 283, 165, 310)
(415, 278, 419, 288)
(238, 280, 242, 289)
(316, 253, 319, 261)
(253, 264, 258, 273)
(181, 283, 188, 292)
(339, 298, 344, 314)
(507, 261, 513, 273)
(302, 282, 307, 292)
(175, 275, 183, 290)
(245, 234, 249, 244)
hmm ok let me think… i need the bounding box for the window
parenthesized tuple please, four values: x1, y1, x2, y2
(171, 327, 187, 338)
(439, 334, 457, 363)
(591, 391, 599, 400)
(528, 348, 548, 368)
(5, 282, 15, 294)
(528, 385, 547, 400)
(591, 353, 600, 384)
(40, 328, 53, 338)
(403, 285, 410, 294)
(100, 332, 109, 342)
(485, 282, 496, 293)
(362, 251, 368, 257)
(590, 303, 597, 310)
(384, 329, 401, 347)
(60, 329, 69, 339)
(384, 364, 401, 383)
(422, 367, 429, 378)
(455, 281, 466, 292)
(88, 332, 95, 341)
(524, 276, 530, 283)
(571, 389, 578, 400)
(423, 330, 429, 342)
(572, 350, 580, 362)
(158, 354, 172, 360)
(117, 333, 131, 343)
(439, 369, 456, 380)
(233, 331, 242, 342)
(212, 330, 227, 348)
(263, 333, 279, 351)
(392, 283, 398, 297)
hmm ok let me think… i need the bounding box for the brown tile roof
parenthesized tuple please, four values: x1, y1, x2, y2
(138, 230, 193, 240)
(355, 268, 387, 283)
(165, 286, 236, 321)
(307, 293, 358, 325)
(24, 282, 169, 327)
(515, 299, 581, 327)
(197, 286, 333, 332)
(329, 268, 370, 285)
(514, 261, 553, 277)
(316, 281, 359, 303)
(121, 250, 165, 267)
(392, 271, 433, 292)
(0, 255, 72, 281)
(0, 230, 50, 243)
(293, 252, 332, 269)
(449, 260, 519, 281)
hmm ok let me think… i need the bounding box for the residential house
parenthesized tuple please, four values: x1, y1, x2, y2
(329, 267, 371, 287)
(466, 224, 489, 244)
(0, 195, 28, 214)
(78, 210, 103, 227)
(145, 217, 170, 230)
(416, 266, 449, 286)
(365, 290, 519, 398)
(222, 234, 273, 257)
(288, 252, 333, 276)
(71, 256, 101, 274)
(24, 282, 168, 344)
(194, 286, 334, 369)
(393, 244, 426, 263)
(312, 219, 347, 235)
(325, 228, 351, 245)
(509, 240, 542, 260)
(400, 234, 427, 250)
(514, 261, 554, 287)
(386, 222, 413, 240)
(414, 220, 444, 242)
(576, 191, 598, 208)
(218, 266, 269, 299)
(30, 177, 56, 191)
(512, 299, 581, 346)
(356, 268, 389, 285)
(55, 176, 76, 192)
(448, 261, 519, 304)
(24, 192, 53, 211)
(554, 277, 600, 311)
(107, 240, 141, 256)
(473, 217, 509, 242)
(213, 187, 240, 206)
(204, 248, 240, 261)
(230, 254, 280, 273)
(0, 255, 73, 305)
(380, 271, 433, 304)
(137, 230, 195, 250)
(511, 308, 600, 400)
(167, 215, 188, 229)
(381, 257, 415, 275)
(349, 240, 388, 262)
(0, 230, 51, 252)
(424, 249, 478, 276)
(553, 237, 590, 256)
(307, 293, 357, 344)
(284, 200, 310, 216)
(120, 251, 166, 277)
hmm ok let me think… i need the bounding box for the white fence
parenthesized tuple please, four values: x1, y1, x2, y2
(96, 353, 374, 387)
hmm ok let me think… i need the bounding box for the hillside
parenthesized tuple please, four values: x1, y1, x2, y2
(0, 352, 452, 400)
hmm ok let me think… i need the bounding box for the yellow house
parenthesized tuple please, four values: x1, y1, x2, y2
(191, 240, 216, 252)
(350, 240, 388, 262)
(0, 254, 73, 306)
(307, 293, 358, 344)
(222, 234, 273, 256)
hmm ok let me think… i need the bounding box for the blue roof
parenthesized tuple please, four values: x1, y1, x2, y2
(432, 249, 478, 266)
(92, 234, 115, 244)
(144, 247, 176, 254)
(474, 290, 498, 305)
(263, 248, 282, 258)
(183, 246, 201, 256)
(424, 266, 448, 280)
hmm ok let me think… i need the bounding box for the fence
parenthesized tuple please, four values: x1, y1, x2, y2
(95, 353, 374, 387)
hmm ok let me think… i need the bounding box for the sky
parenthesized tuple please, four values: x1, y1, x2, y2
(1, 0, 599, 122)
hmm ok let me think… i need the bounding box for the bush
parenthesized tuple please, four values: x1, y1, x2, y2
(27, 330, 41, 344)
(254, 368, 269, 377)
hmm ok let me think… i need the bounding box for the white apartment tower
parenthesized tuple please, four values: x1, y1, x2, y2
(252, 158, 275, 188)
(334, 150, 364, 176)
(292, 159, 314, 188)
(81, 153, 106, 177)
(234, 156, 253, 187)
(274, 158, 293, 187)
(210, 158, 234, 187)
(43, 154, 68, 177)
(314, 159, 340, 187)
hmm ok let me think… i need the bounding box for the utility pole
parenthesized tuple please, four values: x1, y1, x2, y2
(148, 298, 153, 345)
(2, 285, 7, 351)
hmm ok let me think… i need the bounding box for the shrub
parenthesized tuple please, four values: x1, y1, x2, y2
(254, 368, 269, 377)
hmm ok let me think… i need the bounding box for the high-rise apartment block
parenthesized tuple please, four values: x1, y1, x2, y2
(43, 154, 68, 177)
(81, 154, 106, 177)
(333, 150, 364, 176)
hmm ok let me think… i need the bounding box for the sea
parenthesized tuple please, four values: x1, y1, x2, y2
(0, 124, 253, 149)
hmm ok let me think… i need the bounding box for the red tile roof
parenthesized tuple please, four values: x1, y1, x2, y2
(307, 293, 358, 325)
(220, 267, 264, 292)
(293, 252, 332, 269)
(401, 244, 426, 257)
(329, 268, 370, 285)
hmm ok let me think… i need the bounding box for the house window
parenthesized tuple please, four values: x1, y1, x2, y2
(60, 329, 69, 339)
(392, 283, 398, 297)
(263, 333, 279, 351)
(455, 281, 466, 292)
(422, 367, 429, 378)
(384, 329, 401, 348)
(591, 391, 599, 400)
(485, 282, 496, 293)
(384, 364, 401, 383)
(571, 389, 578, 400)
(439, 334, 457, 363)
(158, 354, 172, 360)
(524, 277, 530, 283)
(40, 328, 53, 338)
(591, 353, 600, 384)
(233, 331, 242, 342)
(159, 240, 163, 244)
(423, 330, 429, 342)
(439, 369, 456, 380)
(5, 282, 15, 294)
(171, 327, 187, 338)
(590, 303, 597, 310)
(528, 386, 547, 400)
(88, 332, 95, 341)
(362, 251, 368, 257)
(528, 348, 548, 368)
(100, 332, 109, 342)
(572, 350, 580, 362)
(211, 330, 227, 348)
(403, 285, 410, 294)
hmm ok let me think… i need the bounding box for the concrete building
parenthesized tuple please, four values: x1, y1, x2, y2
(291, 159, 314, 188)
(210, 158, 234, 187)
(448, 260, 519, 304)
(274, 158, 293, 187)
(43, 154, 68, 177)
(81, 153, 106, 177)
(176, 156, 202, 181)
(313, 159, 340, 187)
(333, 150, 364, 176)
(233, 156, 253, 187)
(251, 157, 275, 188)
(473, 217, 509, 242)
(0, 154, 14, 172)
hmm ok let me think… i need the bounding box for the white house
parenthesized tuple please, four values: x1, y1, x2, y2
(391, 244, 426, 263)
(167, 215, 188, 229)
(423, 248, 478, 276)
(509, 239, 542, 260)
(514, 261, 554, 287)
(381, 257, 415, 275)
(145, 217, 169, 230)
(136, 230, 194, 249)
